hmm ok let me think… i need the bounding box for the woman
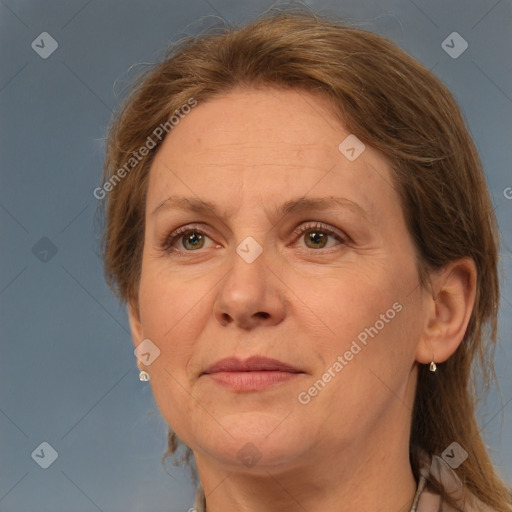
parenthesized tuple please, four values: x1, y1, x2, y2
(100, 10, 512, 512)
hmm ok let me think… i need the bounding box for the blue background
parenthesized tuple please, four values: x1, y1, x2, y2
(1, 0, 511, 510)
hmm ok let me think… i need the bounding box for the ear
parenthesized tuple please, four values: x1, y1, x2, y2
(127, 300, 145, 370)
(415, 257, 477, 365)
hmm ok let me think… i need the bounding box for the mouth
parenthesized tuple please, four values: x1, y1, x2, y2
(202, 356, 305, 391)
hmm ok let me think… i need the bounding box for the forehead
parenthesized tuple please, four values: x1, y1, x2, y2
(146, 88, 398, 224)
(162, 88, 342, 159)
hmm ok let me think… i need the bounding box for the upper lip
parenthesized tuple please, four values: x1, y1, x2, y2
(202, 356, 303, 375)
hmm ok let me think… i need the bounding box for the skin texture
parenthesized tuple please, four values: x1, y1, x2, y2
(128, 88, 476, 512)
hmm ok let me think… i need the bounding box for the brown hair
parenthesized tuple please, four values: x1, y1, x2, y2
(101, 9, 511, 510)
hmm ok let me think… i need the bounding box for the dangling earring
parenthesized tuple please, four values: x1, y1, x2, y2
(429, 361, 437, 372)
(139, 370, 150, 381)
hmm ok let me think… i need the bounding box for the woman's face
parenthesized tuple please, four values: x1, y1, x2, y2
(130, 88, 430, 473)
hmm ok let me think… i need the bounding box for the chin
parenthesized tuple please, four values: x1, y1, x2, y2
(189, 412, 306, 463)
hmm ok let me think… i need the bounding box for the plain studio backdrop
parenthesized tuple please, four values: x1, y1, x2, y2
(0, 0, 511, 510)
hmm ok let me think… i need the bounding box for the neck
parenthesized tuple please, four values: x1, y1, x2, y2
(195, 413, 417, 512)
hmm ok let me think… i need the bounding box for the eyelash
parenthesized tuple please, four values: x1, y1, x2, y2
(160, 222, 347, 255)
(292, 222, 347, 249)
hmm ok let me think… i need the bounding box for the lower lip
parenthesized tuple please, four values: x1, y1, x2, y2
(204, 371, 302, 391)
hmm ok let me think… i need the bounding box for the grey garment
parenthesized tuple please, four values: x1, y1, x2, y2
(411, 455, 496, 512)
(190, 455, 496, 512)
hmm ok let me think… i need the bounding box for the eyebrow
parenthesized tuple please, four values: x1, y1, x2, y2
(151, 195, 370, 222)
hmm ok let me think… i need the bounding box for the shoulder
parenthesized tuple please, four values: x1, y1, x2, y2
(416, 454, 499, 512)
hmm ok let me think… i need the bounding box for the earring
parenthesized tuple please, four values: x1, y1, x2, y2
(139, 370, 150, 381)
(429, 361, 437, 372)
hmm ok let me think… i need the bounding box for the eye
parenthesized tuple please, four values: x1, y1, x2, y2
(292, 222, 346, 250)
(160, 225, 216, 253)
(160, 221, 347, 255)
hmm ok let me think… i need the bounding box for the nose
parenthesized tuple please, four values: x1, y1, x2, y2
(213, 244, 286, 330)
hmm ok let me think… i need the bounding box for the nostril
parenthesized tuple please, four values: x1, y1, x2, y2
(255, 312, 270, 319)
(221, 313, 233, 323)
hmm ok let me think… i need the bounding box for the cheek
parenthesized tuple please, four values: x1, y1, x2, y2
(136, 273, 208, 435)
(307, 270, 397, 341)
(137, 265, 212, 382)
(300, 285, 421, 428)
(307, 265, 421, 382)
